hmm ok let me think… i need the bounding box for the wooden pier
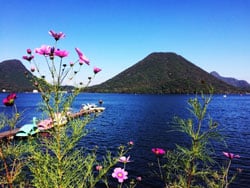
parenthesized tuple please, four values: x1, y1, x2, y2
(0, 128, 20, 140)
(0, 107, 105, 140)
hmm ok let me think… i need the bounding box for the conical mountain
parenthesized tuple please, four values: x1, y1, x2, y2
(89, 52, 241, 94)
(0, 59, 35, 92)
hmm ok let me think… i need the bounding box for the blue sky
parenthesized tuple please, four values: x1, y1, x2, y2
(1, 0, 250, 85)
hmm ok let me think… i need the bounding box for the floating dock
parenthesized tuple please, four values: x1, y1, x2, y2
(0, 107, 105, 140)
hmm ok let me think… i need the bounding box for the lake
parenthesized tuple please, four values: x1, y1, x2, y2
(0, 93, 249, 188)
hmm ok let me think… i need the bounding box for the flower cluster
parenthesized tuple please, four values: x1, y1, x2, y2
(22, 30, 101, 86)
(1, 30, 135, 188)
(109, 141, 141, 186)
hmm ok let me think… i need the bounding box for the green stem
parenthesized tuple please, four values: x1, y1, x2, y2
(187, 162, 193, 188)
(58, 58, 63, 85)
(44, 55, 55, 82)
(0, 147, 13, 188)
(196, 119, 202, 138)
(224, 159, 232, 188)
(157, 157, 163, 180)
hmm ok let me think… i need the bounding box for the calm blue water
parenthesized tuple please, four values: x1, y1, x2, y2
(0, 93, 250, 187)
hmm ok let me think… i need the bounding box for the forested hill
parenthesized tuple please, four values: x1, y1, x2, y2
(0, 59, 35, 92)
(88, 52, 243, 94)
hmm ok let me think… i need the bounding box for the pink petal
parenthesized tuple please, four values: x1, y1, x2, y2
(93, 67, 102, 74)
(75, 48, 90, 65)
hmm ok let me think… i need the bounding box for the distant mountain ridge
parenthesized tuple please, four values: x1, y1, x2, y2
(1, 56, 249, 94)
(88, 52, 244, 94)
(210, 71, 250, 89)
(0, 59, 35, 92)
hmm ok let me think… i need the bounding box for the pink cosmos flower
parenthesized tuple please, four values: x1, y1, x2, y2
(152, 148, 166, 156)
(93, 67, 102, 74)
(3, 93, 17, 106)
(35, 45, 51, 56)
(48, 30, 65, 41)
(119, 156, 131, 163)
(75, 48, 90, 65)
(23, 55, 34, 62)
(223, 152, 240, 160)
(112, 167, 128, 183)
(54, 49, 69, 58)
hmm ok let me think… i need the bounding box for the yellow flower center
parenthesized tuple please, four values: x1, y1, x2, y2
(117, 172, 123, 178)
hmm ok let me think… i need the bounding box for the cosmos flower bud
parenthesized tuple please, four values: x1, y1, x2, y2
(31, 66, 35, 72)
(93, 67, 102, 74)
(27, 48, 32, 54)
(70, 62, 74, 67)
(96, 165, 102, 171)
(128, 141, 134, 146)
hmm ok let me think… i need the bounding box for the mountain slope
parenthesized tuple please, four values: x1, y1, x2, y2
(210, 71, 250, 88)
(89, 52, 241, 94)
(0, 59, 35, 92)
